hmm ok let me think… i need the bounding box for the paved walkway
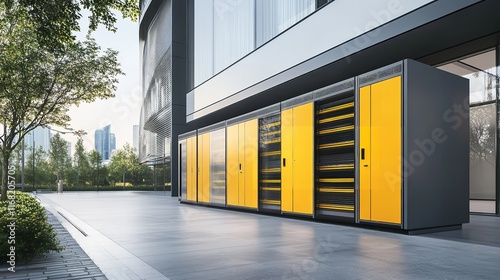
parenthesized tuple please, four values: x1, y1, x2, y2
(35, 191, 500, 280)
(0, 210, 107, 280)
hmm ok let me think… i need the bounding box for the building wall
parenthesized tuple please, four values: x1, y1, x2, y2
(186, 0, 487, 123)
(139, 0, 189, 196)
(181, 0, 500, 213)
(140, 0, 500, 212)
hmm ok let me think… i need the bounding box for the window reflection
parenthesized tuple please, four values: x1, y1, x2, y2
(194, 0, 316, 87)
(438, 50, 496, 104)
(470, 104, 496, 200)
(438, 49, 497, 213)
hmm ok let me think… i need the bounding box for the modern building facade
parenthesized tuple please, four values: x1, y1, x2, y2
(140, 0, 500, 216)
(139, 0, 189, 195)
(94, 125, 115, 161)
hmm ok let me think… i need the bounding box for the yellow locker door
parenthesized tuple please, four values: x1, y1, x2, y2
(187, 136, 197, 202)
(292, 103, 314, 215)
(370, 76, 401, 224)
(244, 119, 258, 208)
(281, 108, 294, 212)
(359, 76, 402, 224)
(198, 133, 210, 203)
(226, 124, 239, 206)
(359, 86, 372, 220)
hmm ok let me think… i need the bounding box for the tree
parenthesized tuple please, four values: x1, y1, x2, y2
(1, 0, 139, 50)
(135, 164, 153, 186)
(0, 3, 123, 200)
(25, 146, 51, 187)
(108, 144, 135, 187)
(73, 137, 91, 186)
(108, 143, 154, 187)
(89, 150, 103, 186)
(48, 134, 71, 185)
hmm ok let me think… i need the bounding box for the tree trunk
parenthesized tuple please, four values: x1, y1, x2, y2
(1, 153, 10, 201)
(122, 172, 125, 189)
(76, 166, 80, 186)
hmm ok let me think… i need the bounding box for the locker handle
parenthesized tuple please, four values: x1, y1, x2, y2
(239, 163, 242, 170)
(361, 148, 365, 160)
(283, 158, 286, 167)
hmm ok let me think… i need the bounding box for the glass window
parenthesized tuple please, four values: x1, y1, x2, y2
(213, 0, 255, 74)
(255, 0, 315, 47)
(470, 104, 496, 201)
(194, 0, 319, 87)
(438, 50, 496, 104)
(194, 0, 214, 86)
(438, 49, 497, 214)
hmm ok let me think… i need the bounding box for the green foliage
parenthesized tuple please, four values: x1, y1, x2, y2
(48, 134, 71, 183)
(136, 163, 154, 186)
(0, 191, 62, 263)
(24, 146, 52, 187)
(10, 141, 155, 190)
(108, 143, 135, 186)
(2, 0, 140, 50)
(0, 2, 123, 200)
(88, 149, 108, 186)
(73, 138, 91, 186)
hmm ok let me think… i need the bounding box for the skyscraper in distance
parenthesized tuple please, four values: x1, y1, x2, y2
(94, 124, 115, 161)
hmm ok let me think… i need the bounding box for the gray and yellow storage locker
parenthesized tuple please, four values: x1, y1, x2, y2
(313, 78, 356, 221)
(178, 59, 469, 232)
(356, 60, 469, 230)
(178, 123, 226, 205)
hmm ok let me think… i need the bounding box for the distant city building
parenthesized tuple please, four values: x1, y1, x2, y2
(111, 133, 116, 152)
(25, 126, 52, 158)
(94, 125, 115, 161)
(133, 125, 139, 152)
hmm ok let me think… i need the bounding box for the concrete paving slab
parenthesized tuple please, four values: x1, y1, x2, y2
(37, 191, 500, 280)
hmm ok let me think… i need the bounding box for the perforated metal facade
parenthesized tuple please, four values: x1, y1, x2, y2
(139, 0, 189, 196)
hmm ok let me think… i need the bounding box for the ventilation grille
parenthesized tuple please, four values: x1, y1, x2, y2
(313, 78, 355, 100)
(281, 92, 314, 109)
(358, 62, 402, 86)
(315, 91, 355, 219)
(259, 114, 282, 212)
(227, 103, 280, 126)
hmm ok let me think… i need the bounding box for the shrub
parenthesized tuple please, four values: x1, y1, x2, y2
(0, 191, 62, 263)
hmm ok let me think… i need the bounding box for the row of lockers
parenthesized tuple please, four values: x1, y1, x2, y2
(179, 60, 469, 231)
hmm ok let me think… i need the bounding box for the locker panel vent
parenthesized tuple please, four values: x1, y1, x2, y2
(281, 93, 314, 109)
(259, 114, 282, 212)
(313, 78, 355, 100)
(358, 63, 402, 87)
(315, 91, 355, 220)
(227, 104, 280, 126)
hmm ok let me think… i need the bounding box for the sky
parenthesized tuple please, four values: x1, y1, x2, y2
(58, 11, 141, 153)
